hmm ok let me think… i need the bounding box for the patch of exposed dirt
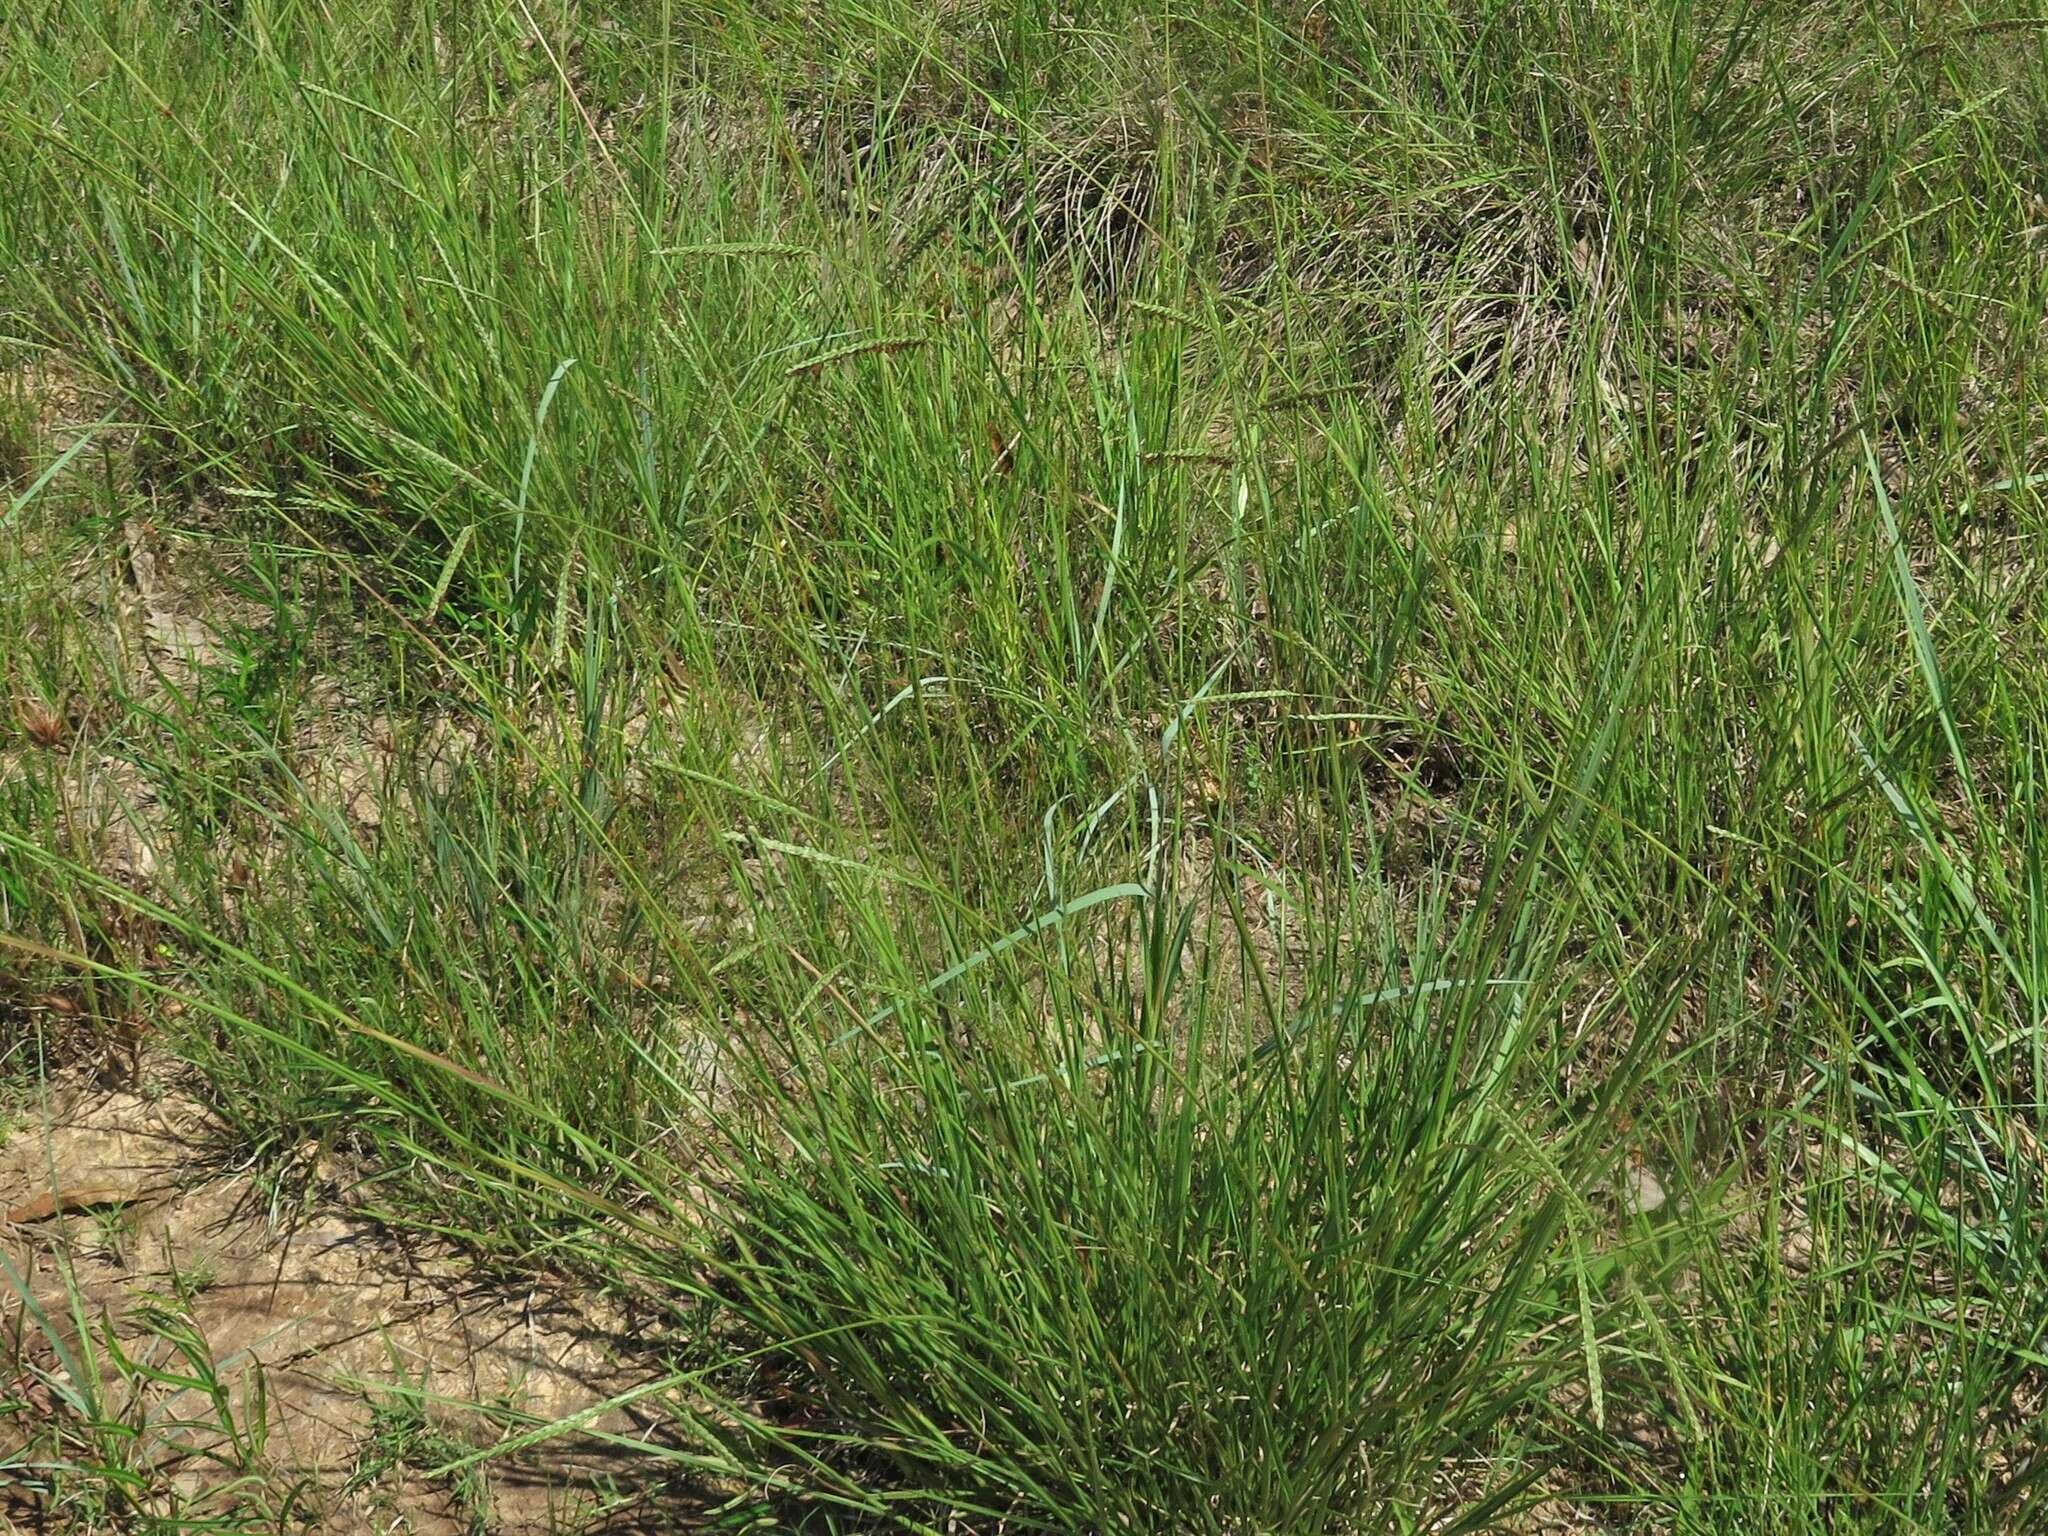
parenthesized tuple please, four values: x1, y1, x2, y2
(0, 1073, 681, 1534)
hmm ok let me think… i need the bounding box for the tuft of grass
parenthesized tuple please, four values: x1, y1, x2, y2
(0, 1249, 309, 1533)
(347, 1380, 495, 1536)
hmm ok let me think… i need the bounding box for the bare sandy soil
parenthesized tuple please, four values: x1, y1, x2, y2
(1, 1070, 680, 1534)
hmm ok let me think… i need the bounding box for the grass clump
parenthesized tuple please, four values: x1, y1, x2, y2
(1, 1251, 307, 1534)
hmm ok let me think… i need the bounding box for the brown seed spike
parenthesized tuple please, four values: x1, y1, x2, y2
(987, 421, 1016, 475)
(20, 704, 67, 749)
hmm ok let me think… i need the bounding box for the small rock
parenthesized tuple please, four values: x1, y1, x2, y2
(1619, 1163, 1667, 1218)
(1781, 1226, 1815, 1273)
(8, 1185, 136, 1224)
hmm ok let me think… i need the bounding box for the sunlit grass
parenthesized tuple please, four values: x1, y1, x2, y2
(3, 0, 2046, 1528)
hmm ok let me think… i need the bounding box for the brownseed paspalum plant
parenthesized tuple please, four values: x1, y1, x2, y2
(2, 0, 2045, 1528)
